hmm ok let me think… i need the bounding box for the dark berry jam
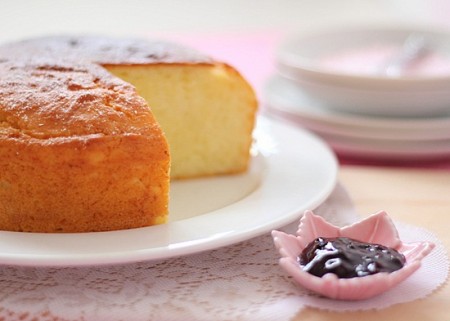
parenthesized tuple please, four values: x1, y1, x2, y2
(299, 237, 405, 278)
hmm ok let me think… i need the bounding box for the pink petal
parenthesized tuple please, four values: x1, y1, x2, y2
(341, 211, 401, 248)
(271, 230, 302, 258)
(400, 241, 435, 263)
(296, 210, 340, 248)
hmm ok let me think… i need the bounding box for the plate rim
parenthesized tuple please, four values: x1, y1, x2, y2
(264, 75, 450, 139)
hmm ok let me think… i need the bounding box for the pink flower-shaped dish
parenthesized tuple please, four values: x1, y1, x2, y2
(272, 210, 435, 300)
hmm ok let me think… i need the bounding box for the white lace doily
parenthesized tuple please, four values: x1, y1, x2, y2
(0, 184, 447, 321)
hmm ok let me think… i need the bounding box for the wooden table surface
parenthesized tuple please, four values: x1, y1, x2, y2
(293, 165, 450, 321)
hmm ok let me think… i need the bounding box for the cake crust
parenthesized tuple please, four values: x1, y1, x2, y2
(0, 59, 163, 138)
(0, 35, 212, 65)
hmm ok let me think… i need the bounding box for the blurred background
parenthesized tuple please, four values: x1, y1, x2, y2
(1, 0, 449, 38)
(1, 0, 449, 90)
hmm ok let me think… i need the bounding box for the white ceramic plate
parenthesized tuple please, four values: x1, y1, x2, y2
(264, 76, 450, 141)
(277, 27, 450, 117)
(323, 133, 450, 161)
(0, 117, 338, 267)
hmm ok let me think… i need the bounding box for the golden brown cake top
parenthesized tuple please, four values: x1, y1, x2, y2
(0, 59, 162, 140)
(0, 35, 212, 65)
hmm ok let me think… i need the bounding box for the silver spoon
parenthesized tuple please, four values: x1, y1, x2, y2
(381, 33, 430, 77)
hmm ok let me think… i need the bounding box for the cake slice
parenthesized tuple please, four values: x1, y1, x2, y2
(0, 59, 170, 232)
(0, 36, 258, 179)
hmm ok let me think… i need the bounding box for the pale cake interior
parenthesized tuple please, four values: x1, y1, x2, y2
(106, 63, 257, 179)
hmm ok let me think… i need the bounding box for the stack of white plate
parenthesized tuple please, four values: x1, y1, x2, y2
(264, 27, 450, 161)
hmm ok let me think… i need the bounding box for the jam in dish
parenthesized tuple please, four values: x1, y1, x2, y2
(299, 237, 406, 278)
